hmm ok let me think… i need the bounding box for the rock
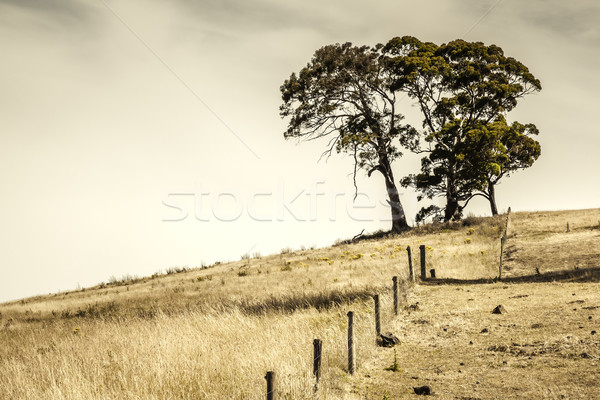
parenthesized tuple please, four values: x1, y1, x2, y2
(480, 328, 489, 333)
(592, 330, 597, 335)
(413, 386, 431, 395)
(377, 332, 400, 347)
(492, 305, 506, 314)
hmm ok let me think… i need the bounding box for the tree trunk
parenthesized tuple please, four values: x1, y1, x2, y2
(385, 176, 409, 232)
(378, 152, 409, 233)
(444, 166, 461, 221)
(488, 180, 498, 216)
(444, 198, 461, 221)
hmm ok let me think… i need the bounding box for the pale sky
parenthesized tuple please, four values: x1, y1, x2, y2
(1, 0, 599, 302)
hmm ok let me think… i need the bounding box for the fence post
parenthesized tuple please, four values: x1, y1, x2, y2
(313, 339, 322, 387)
(347, 311, 355, 374)
(504, 207, 511, 237)
(392, 276, 398, 316)
(567, 222, 570, 233)
(265, 371, 276, 400)
(406, 246, 414, 281)
(430, 269, 436, 279)
(499, 236, 505, 280)
(374, 295, 381, 336)
(419, 245, 426, 280)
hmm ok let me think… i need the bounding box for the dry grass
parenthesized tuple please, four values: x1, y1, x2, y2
(504, 208, 600, 277)
(0, 209, 599, 399)
(350, 281, 600, 399)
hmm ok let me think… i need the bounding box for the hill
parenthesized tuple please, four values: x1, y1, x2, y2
(1, 209, 599, 399)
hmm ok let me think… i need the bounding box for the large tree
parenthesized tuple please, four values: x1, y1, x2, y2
(280, 43, 417, 232)
(385, 37, 541, 221)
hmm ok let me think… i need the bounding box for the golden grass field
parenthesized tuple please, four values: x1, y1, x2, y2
(1, 209, 599, 399)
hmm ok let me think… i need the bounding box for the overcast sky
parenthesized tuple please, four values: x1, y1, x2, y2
(1, 0, 599, 302)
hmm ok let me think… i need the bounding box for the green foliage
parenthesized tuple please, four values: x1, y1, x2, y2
(384, 349, 401, 372)
(385, 37, 541, 221)
(281, 37, 541, 224)
(280, 42, 415, 231)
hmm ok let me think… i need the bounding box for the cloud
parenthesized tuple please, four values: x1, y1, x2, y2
(0, 0, 96, 26)
(458, 0, 600, 44)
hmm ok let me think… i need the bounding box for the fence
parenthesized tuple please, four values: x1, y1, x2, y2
(263, 274, 409, 397)
(499, 207, 511, 280)
(264, 211, 513, 397)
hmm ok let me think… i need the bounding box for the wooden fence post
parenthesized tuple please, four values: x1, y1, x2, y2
(406, 246, 414, 282)
(374, 295, 381, 336)
(504, 207, 511, 237)
(419, 245, 426, 280)
(313, 339, 322, 386)
(347, 311, 355, 374)
(392, 276, 398, 315)
(499, 236, 505, 280)
(265, 371, 276, 400)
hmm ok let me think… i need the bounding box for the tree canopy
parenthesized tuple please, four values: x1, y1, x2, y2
(385, 36, 541, 221)
(280, 36, 541, 229)
(280, 43, 417, 232)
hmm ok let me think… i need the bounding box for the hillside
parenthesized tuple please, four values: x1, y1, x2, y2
(1, 209, 599, 399)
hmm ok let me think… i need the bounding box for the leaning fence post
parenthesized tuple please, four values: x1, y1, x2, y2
(392, 276, 398, 315)
(265, 371, 276, 400)
(347, 311, 355, 374)
(419, 245, 426, 280)
(499, 236, 505, 280)
(313, 339, 322, 387)
(374, 295, 381, 337)
(406, 246, 414, 282)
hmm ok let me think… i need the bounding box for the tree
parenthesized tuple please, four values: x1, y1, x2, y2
(464, 117, 541, 215)
(385, 37, 541, 221)
(280, 43, 417, 232)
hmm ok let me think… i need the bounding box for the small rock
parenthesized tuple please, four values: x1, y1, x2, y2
(480, 328, 489, 333)
(413, 386, 431, 396)
(377, 332, 400, 347)
(589, 316, 592, 320)
(469, 341, 473, 345)
(459, 362, 464, 366)
(492, 305, 506, 314)
(592, 330, 597, 335)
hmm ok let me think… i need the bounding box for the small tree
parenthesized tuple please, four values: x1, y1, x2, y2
(280, 43, 416, 232)
(385, 37, 541, 221)
(465, 117, 541, 215)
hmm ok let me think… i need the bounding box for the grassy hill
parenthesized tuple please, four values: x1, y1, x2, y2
(1, 209, 599, 399)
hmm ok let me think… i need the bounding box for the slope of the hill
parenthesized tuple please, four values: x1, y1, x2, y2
(0, 209, 598, 399)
